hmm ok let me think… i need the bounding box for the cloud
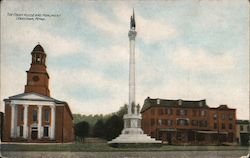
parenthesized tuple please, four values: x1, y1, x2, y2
(172, 47, 235, 74)
(84, 8, 126, 37)
(137, 16, 178, 44)
(85, 5, 178, 43)
(49, 66, 128, 113)
(0, 65, 26, 111)
(2, 26, 83, 57)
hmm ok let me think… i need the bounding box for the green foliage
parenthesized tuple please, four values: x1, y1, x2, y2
(105, 115, 124, 141)
(73, 114, 105, 126)
(74, 121, 90, 142)
(115, 104, 128, 117)
(92, 119, 106, 139)
(73, 104, 126, 140)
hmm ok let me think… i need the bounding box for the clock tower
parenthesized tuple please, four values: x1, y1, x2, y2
(24, 44, 50, 96)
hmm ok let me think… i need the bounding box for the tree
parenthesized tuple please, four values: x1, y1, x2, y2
(116, 104, 128, 118)
(93, 119, 106, 139)
(105, 115, 123, 141)
(74, 121, 90, 142)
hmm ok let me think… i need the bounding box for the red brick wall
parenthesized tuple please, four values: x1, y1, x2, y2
(209, 108, 236, 142)
(142, 105, 236, 143)
(63, 106, 74, 142)
(55, 106, 74, 143)
(3, 102, 11, 141)
(142, 106, 210, 138)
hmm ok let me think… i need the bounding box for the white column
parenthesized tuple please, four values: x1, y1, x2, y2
(128, 29, 137, 115)
(50, 106, 56, 139)
(38, 105, 43, 139)
(10, 104, 16, 138)
(23, 104, 29, 139)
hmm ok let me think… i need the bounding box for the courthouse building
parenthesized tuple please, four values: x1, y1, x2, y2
(141, 97, 236, 145)
(3, 44, 74, 143)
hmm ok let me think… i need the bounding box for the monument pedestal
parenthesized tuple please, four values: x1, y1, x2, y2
(108, 114, 161, 147)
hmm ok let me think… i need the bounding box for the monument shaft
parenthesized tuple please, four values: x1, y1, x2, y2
(128, 29, 136, 114)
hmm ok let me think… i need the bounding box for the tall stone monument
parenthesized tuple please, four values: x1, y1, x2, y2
(108, 9, 161, 146)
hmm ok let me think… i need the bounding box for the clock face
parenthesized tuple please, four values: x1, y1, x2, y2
(32, 76, 39, 82)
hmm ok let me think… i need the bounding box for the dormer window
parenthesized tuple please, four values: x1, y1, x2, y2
(157, 99, 160, 104)
(199, 101, 203, 107)
(178, 99, 182, 106)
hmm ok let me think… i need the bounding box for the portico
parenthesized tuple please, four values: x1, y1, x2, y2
(8, 93, 56, 140)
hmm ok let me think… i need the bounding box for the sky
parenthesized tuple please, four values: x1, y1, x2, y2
(0, 0, 249, 119)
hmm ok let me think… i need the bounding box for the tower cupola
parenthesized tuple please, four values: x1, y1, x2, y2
(24, 44, 50, 96)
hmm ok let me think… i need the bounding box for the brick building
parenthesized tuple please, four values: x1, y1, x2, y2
(141, 97, 236, 145)
(236, 120, 249, 146)
(3, 44, 74, 143)
(0, 112, 3, 140)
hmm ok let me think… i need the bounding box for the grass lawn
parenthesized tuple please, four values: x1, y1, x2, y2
(1, 143, 249, 152)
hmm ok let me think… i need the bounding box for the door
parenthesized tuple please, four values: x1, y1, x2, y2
(31, 130, 38, 140)
(167, 132, 172, 144)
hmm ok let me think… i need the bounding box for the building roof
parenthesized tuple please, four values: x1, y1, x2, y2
(236, 120, 250, 125)
(210, 104, 236, 110)
(141, 97, 209, 113)
(32, 44, 45, 53)
(5, 92, 63, 103)
(4, 92, 73, 119)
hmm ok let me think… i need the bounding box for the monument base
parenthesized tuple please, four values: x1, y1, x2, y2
(108, 128, 162, 147)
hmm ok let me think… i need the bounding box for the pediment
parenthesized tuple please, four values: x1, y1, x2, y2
(9, 92, 54, 101)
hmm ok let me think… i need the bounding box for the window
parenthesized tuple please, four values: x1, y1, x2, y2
(192, 110, 197, 116)
(199, 120, 207, 127)
(158, 109, 164, 115)
(222, 114, 226, 120)
(229, 114, 233, 120)
(177, 119, 189, 126)
(200, 110, 206, 116)
(33, 109, 38, 122)
(191, 120, 198, 126)
(45, 109, 50, 122)
(178, 109, 187, 116)
(180, 109, 185, 116)
(162, 119, 167, 125)
(213, 113, 217, 120)
(229, 123, 233, 129)
(158, 119, 162, 125)
(36, 54, 41, 63)
(167, 120, 173, 126)
(248, 126, 250, 132)
(240, 125, 243, 131)
(165, 108, 172, 115)
(151, 119, 155, 126)
(176, 109, 180, 116)
(43, 126, 49, 137)
(214, 123, 217, 129)
(222, 123, 225, 129)
(20, 108, 24, 122)
(19, 126, 23, 137)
